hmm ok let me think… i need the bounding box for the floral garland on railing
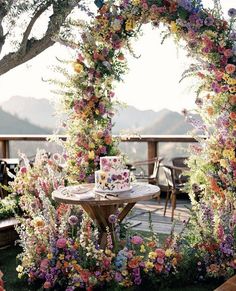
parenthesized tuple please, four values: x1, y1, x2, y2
(10, 0, 236, 290)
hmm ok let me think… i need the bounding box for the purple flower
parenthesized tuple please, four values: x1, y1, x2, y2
(134, 277, 142, 285)
(68, 215, 79, 226)
(56, 238, 67, 249)
(228, 8, 236, 18)
(178, 0, 193, 12)
(131, 235, 143, 245)
(115, 272, 122, 282)
(229, 31, 236, 41)
(108, 214, 117, 224)
(204, 17, 214, 26)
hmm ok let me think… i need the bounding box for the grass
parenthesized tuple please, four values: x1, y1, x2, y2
(0, 242, 220, 291)
(0, 245, 39, 291)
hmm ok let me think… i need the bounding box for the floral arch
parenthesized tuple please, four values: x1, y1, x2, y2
(64, 0, 236, 210)
(14, 0, 236, 289)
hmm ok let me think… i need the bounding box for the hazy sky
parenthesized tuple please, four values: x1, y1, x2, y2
(0, 0, 235, 113)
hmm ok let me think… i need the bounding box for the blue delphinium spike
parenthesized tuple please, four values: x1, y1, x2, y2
(94, 0, 104, 9)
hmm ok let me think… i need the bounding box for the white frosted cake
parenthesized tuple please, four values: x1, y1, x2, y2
(95, 156, 131, 192)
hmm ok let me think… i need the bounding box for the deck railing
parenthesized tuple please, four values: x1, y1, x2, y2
(0, 134, 201, 176)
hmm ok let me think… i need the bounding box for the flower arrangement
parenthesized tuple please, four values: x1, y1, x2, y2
(11, 0, 236, 289)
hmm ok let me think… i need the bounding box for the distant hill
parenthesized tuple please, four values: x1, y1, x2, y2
(0, 107, 51, 134)
(140, 110, 194, 135)
(113, 106, 170, 133)
(1, 96, 193, 135)
(1, 96, 57, 129)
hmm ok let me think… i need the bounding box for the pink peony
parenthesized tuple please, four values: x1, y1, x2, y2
(56, 238, 67, 249)
(131, 235, 143, 245)
(20, 166, 27, 174)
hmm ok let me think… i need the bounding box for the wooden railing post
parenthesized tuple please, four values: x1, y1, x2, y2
(147, 141, 158, 176)
(0, 140, 10, 158)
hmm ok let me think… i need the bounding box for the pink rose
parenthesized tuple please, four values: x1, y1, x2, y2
(56, 238, 67, 249)
(131, 235, 143, 245)
(225, 64, 236, 74)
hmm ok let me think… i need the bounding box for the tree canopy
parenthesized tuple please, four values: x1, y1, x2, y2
(0, 0, 91, 76)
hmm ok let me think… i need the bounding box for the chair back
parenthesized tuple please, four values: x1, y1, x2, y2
(171, 157, 188, 182)
(163, 165, 175, 188)
(149, 157, 164, 181)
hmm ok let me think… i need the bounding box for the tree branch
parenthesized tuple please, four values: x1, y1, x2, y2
(0, 0, 78, 76)
(19, 2, 51, 54)
(0, 0, 12, 54)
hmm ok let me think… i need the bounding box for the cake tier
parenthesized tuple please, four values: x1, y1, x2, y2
(100, 156, 123, 172)
(95, 169, 130, 192)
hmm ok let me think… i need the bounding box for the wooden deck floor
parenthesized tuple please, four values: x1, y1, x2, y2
(126, 198, 191, 235)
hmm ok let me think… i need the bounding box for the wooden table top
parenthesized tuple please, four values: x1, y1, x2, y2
(52, 183, 160, 206)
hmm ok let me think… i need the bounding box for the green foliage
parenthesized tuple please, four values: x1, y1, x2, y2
(0, 193, 20, 219)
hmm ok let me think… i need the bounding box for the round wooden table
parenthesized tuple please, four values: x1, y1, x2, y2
(52, 183, 160, 248)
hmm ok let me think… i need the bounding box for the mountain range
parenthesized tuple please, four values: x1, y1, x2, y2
(0, 96, 193, 135)
(0, 95, 199, 142)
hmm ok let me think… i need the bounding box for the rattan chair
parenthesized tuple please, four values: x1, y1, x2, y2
(171, 157, 189, 184)
(133, 157, 163, 185)
(163, 164, 186, 221)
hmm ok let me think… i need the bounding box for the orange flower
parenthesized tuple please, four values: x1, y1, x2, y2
(225, 64, 236, 74)
(229, 112, 236, 120)
(207, 106, 214, 116)
(128, 257, 140, 269)
(147, 241, 156, 248)
(104, 135, 112, 145)
(154, 263, 164, 272)
(63, 261, 69, 268)
(209, 177, 225, 198)
(229, 95, 236, 105)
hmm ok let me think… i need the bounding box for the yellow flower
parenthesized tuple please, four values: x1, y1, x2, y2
(33, 216, 45, 228)
(145, 261, 154, 269)
(89, 143, 95, 149)
(59, 254, 65, 260)
(88, 150, 95, 160)
(148, 252, 157, 259)
(165, 249, 172, 257)
(121, 270, 128, 276)
(72, 260, 77, 264)
(125, 19, 135, 31)
(105, 249, 112, 256)
(170, 21, 178, 33)
(220, 159, 227, 168)
(73, 62, 83, 74)
(140, 244, 146, 253)
(18, 273, 23, 279)
(132, 0, 140, 5)
(47, 253, 53, 260)
(16, 265, 23, 273)
(223, 149, 235, 160)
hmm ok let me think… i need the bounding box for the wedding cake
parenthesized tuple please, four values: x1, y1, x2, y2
(95, 156, 131, 192)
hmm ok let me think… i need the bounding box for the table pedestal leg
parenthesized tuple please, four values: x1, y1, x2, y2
(81, 202, 137, 249)
(81, 204, 118, 249)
